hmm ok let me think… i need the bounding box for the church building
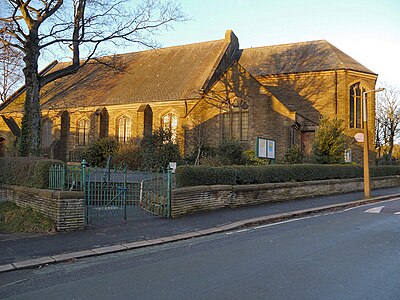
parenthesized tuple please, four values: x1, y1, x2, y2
(0, 30, 378, 162)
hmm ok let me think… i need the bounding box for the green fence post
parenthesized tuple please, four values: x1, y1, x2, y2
(49, 166, 52, 189)
(123, 187, 127, 221)
(81, 159, 88, 224)
(62, 164, 67, 191)
(124, 166, 127, 220)
(167, 166, 172, 218)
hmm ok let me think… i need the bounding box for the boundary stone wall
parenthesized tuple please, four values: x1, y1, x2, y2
(0, 184, 84, 231)
(171, 176, 400, 217)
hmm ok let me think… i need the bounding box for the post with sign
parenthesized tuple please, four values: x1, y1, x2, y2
(362, 87, 385, 198)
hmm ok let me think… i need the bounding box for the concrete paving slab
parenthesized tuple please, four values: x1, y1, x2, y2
(92, 244, 127, 254)
(12, 257, 55, 269)
(51, 250, 97, 262)
(158, 236, 181, 242)
(196, 228, 224, 235)
(217, 223, 240, 231)
(147, 238, 168, 245)
(0, 263, 15, 273)
(122, 240, 152, 249)
(168, 232, 202, 240)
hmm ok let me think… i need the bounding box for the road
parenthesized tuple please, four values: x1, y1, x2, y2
(2, 198, 400, 299)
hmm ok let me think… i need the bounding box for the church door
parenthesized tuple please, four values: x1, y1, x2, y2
(301, 131, 315, 156)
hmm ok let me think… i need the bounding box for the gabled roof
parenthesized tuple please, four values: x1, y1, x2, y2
(238, 40, 376, 76)
(1, 38, 230, 113)
(263, 85, 321, 124)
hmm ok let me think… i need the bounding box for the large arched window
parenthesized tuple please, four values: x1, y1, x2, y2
(350, 82, 366, 129)
(99, 108, 109, 139)
(222, 97, 249, 141)
(77, 118, 90, 146)
(162, 113, 178, 143)
(42, 118, 53, 148)
(117, 115, 131, 144)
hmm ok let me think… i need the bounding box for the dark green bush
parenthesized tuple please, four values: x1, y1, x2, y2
(83, 138, 118, 167)
(243, 150, 269, 165)
(175, 164, 400, 188)
(283, 145, 304, 164)
(140, 129, 181, 170)
(216, 140, 246, 165)
(370, 165, 400, 177)
(313, 117, 350, 164)
(0, 157, 64, 189)
(113, 140, 143, 170)
(196, 141, 247, 166)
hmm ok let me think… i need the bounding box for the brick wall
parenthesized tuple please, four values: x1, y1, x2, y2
(171, 176, 400, 217)
(0, 184, 85, 231)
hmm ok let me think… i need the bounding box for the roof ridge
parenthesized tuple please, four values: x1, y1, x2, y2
(324, 41, 375, 73)
(324, 41, 345, 69)
(53, 39, 227, 65)
(243, 39, 328, 51)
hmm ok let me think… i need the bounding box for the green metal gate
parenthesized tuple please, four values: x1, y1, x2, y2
(49, 160, 172, 224)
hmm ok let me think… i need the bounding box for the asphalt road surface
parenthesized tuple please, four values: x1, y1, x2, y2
(2, 198, 400, 299)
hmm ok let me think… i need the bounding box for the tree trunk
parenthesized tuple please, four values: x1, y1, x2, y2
(19, 30, 41, 157)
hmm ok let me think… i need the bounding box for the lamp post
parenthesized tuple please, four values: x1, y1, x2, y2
(362, 87, 384, 198)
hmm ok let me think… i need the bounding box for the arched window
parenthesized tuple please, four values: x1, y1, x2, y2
(162, 113, 178, 143)
(77, 118, 90, 146)
(117, 115, 131, 144)
(222, 97, 249, 141)
(350, 82, 366, 129)
(99, 108, 109, 139)
(42, 118, 53, 148)
(144, 105, 153, 138)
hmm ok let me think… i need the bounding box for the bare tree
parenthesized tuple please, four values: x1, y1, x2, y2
(184, 116, 213, 165)
(375, 82, 400, 161)
(0, 0, 187, 156)
(0, 21, 23, 102)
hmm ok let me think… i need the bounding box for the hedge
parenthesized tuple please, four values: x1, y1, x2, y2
(175, 164, 400, 188)
(0, 157, 64, 189)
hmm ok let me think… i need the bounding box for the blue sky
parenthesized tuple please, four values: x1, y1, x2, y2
(127, 0, 400, 86)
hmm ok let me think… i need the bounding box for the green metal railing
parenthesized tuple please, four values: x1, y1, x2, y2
(49, 164, 85, 191)
(49, 159, 172, 223)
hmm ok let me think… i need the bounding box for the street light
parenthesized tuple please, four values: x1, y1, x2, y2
(363, 87, 384, 198)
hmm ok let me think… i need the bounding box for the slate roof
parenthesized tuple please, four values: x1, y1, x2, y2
(264, 85, 321, 123)
(1, 36, 377, 116)
(1, 39, 229, 113)
(238, 40, 376, 76)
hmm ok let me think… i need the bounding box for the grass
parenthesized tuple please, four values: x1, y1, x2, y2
(0, 202, 55, 233)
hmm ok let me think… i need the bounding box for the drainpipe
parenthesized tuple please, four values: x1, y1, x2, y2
(335, 69, 338, 115)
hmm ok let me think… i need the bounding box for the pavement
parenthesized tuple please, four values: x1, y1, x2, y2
(1, 186, 400, 274)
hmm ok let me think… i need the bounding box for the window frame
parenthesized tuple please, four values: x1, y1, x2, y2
(349, 82, 366, 129)
(162, 112, 178, 143)
(221, 97, 249, 141)
(116, 114, 132, 144)
(77, 118, 90, 146)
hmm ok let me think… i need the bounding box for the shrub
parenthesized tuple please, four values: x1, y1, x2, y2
(243, 150, 269, 165)
(313, 117, 350, 164)
(216, 140, 246, 165)
(198, 141, 247, 166)
(140, 129, 181, 170)
(283, 145, 304, 164)
(83, 138, 118, 167)
(0, 157, 64, 189)
(175, 164, 400, 188)
(113, 140, 143, 170)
